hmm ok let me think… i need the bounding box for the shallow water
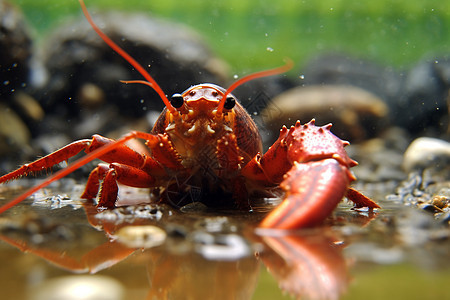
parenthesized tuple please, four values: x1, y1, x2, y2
(0, 180, 449, 300)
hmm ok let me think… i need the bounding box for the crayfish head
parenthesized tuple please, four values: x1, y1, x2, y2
(162, 84, 237, 140)
(181, 83, 236, 126)
(152, 83, 262, 166)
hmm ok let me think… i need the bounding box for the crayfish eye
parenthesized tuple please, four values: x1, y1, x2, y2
(170, 93, 184, 108)
(223, 96, 236, 110)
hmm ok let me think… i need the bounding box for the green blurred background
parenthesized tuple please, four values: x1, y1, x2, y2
(10, 0, 450, 73)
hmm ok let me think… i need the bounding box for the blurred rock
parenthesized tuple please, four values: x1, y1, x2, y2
(403, 137, 450, 172)
(299, 53, 402, 108)
(115, 225, 166, 248)
(299, 53, 450, 137)
(0, 1, 37, 170)
(0, 103, 31, 157)
(193, 232, 251, 261)
(36, 11, 230, 138)
(0, 0, 31, 99)
(30, 275, 124, 300)
(261, 84, 389, 142)
(395, 57, 450, 135)
(347, 127, 408, 184)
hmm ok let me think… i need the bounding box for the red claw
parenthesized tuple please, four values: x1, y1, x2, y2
(257, 120, 379, 229)
(260, 159, 350, 229)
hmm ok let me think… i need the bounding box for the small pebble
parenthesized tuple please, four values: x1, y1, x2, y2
(402, 137, 450, 172)
(193, 232, 250, 261)
(115, 225, 166, 248)
(29, 275, 124, 300)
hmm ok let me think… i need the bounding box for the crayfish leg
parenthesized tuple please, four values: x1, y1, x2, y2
(0, 139, 92, 184)
(346, 187, 381, 209)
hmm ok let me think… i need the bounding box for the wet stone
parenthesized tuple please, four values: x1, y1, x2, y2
(418, 203, 444, 214)
(30, 275, 124, 300)
(179, 201, 209, 213)
(166, 224, 188, 239)
(95, 204, 166, 222)
(192, 232, 251, 261)
(388, 166, 450, 224)
(347, 127, 409, 185)
(431, 195, 449, 210)
(115, 225, 166, 248)
(194, 216, 240, 233)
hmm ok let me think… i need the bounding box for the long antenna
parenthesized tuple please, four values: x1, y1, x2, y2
(78, 0, 176, 114)
(216, 58, 294, 114)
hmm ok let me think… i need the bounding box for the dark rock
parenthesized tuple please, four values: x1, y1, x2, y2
(395, 57, 450, 135)
(299, 53, 402, 108)
(36, 11, 229, 138)
(0, 0, 31, 99)
(298, 53, 450, 137)
(0, 1, 38, 171)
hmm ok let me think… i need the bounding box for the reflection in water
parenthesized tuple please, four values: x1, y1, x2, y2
(143, 249, 259, 300)
(0, 212, 352, 299)
(256, 229, 348, 300)
(0, 188, 378, 300)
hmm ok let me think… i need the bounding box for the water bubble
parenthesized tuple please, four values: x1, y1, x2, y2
(266, 47, 274, 52)
(299, 74, 305, 79)
(233, 74, 239, 79)
(3, 80, 10, 85)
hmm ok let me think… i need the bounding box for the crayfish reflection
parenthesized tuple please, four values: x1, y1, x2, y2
(0, 197, 365, 300)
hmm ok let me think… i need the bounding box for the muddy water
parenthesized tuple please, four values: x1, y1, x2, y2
(0, 180, 449, 300)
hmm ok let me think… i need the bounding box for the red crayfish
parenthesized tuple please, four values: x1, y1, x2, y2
(0, 0, 379, 229)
